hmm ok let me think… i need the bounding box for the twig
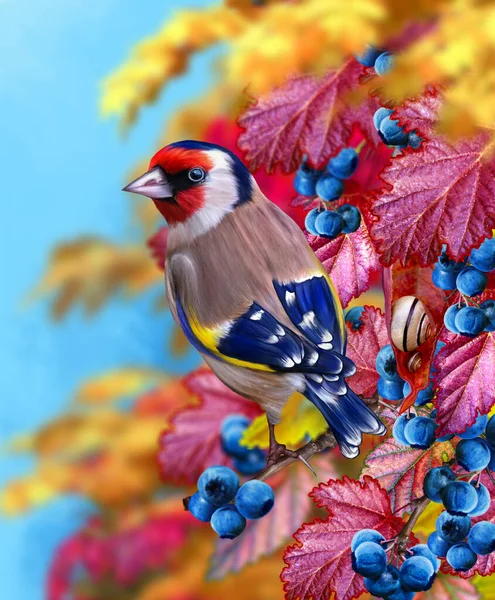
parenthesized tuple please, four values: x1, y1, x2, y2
(396, 496, 431, 556)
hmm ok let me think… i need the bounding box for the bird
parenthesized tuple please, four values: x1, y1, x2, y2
(124, 140, 386, 465)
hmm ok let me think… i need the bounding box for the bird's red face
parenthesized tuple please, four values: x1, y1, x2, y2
(124, 145, 214, 225)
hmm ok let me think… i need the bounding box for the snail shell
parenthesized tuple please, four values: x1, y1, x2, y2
(391, 296, 431, 352)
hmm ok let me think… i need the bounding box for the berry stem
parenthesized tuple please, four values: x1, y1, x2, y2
(354, 139, 367, 154)
(396, 495, 431, 557)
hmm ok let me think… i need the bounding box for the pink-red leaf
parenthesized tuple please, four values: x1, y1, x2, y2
(238, 59, 380, 173)
(418, 573, 480, 600)
(371, 93, 495, 266)
(346, 306, 388, 398)
(282, 476, 413, 600)
(157, 368, 262, 484)
(433, 331, 495, 438)
(208, 455, 336, 579)
(362, 438, 455, 515)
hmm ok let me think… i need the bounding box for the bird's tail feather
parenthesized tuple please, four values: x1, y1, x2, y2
(304, 378, 386, 459)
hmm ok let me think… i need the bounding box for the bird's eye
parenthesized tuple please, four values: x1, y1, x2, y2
(188, 167, 206, 183)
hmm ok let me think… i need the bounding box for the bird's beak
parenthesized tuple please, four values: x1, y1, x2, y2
(123, 165, 173, 200)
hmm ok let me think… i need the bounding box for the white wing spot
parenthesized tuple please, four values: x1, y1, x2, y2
(307, 373, 323, 383)
(319, 342, 333, 350)
(307, 350, 319, 366)
(275, 325, 285, 337)
(250, 310, 263, 321)
(266, 334, 279, 344)
(285, 291, 296, 305)
(280, 357, 295, 368)
(299, 311, 316, 329)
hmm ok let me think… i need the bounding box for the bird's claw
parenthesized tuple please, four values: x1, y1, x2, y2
(266, 441, 317, 477)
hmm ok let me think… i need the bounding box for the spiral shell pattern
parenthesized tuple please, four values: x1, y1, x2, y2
(391, 296, 431, 352)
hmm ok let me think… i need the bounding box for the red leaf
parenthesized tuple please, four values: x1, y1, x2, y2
(238, 59, 380, 173)
(418, 573, 480, 600)
(157, 368, 262, 484)
(371, 92, 495, 266)
(310, 206, 381, 308)
(433, 331, 495, 437)
(281, 476, 413, 600)
(147, 227, 168, 270)
(208, 455, 336, 579)
(362, 438, 456, 515)
(346, 306, 388, 398)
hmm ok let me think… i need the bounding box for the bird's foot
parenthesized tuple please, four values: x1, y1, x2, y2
(266, 440, 317, 477)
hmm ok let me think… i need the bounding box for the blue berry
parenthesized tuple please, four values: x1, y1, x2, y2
(481, 299, 495, 332)
(441, 481, 479, 516)
(428, 532, 453, 558)
(486, 415, 495, 448)
(355, 45, 383, 67)
(489, 447, 495, 470)
(364, 565, 400, 597)
(210, 505, 246, 539)
(432, 265, 458, 290)
(436, 511, 471, 543)
(378, 377, 405, 401)
(376, 344, 402, 382)
(468, 520, 495, 555)
(294, 170, 320, 196)
(235, 480, 274, 519)
(437, 433, 455, 442)
(198, 466, 239, 506)
(345, 306, 364, 330)
(458, 413, 488, 439)
(456, 266, 488, 297)
(337, 204, 361, 233)
(328, 148, 358, 179)
(351, 528, 385, 552)
(404, 416, 436, 449)
(188, 492, 216, 522)
(374, 52, 394, 75)
(305, 208, 322, 235)
(470, 237, 495, 272)
(437, 247, 467, 272)
(315, 210, 344, 238)
(446, 542, 477, 571)
(403, 381, 435, 406)
(399, 556, 434, 592)
(469, 483, 491, 517)
(379, 116, 409, 146)
(221, 417, 250, 459)
(456, 437, 491, 471)
(373, 107, 393, 130)
(393, 414, 416, 446)
(220, 415, 250, 436)
(316, 174, 344, 202)
(408, 544, 440, 571)
(386, 590, 415, 600)
(423, 466, 456, 503)
(408, 131, 422, 149)
(233, 449, 266, 475)
(455, 306, 487, 336)
(435, 340, 446, 355)
(444, 304, 462, 334)
(353, 541, 387, 578)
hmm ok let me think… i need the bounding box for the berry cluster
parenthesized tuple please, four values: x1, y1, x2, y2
(434, 241, 495, 336)
(187, 466, 274, 539)
(355, 45, 394, 75)
(220, 414, 266, 475)
(373, 107, 421, 151)
(351, 530, 439, 598)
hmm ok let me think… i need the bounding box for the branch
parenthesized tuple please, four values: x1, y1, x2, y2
(396, 495, 431, 556)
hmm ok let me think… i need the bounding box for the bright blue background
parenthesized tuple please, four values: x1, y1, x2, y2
(0, 1, 210, 597)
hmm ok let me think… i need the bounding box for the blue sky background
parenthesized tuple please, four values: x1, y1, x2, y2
(0, 1, 211, 597)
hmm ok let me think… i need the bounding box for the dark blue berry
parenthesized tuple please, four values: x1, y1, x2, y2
(235, 480, 274, 519)
(404, 416, 436, 449)
(221, 416, 250, 459)
(315, 210, 344, 238)
(408, 131, 422, 149)
(470, 237, 495, 273)
(221, 415, 250, 436)
(305, 208, 322, 235)
(198, 466, 239, 506)
(379, 116, 409, 146)
(432, 265, 458, 290)
(374, 52, 394, 75)
(481, 299, 495, 332)
(188, 492, 216, 522)
(446, 542, 477, 571)
(403, 381, 435, 406)
(423, 466, 456, 503)
(354, 45, 383, 67)
(456, 437, 491, 471)
(468, 521, 495, 555)
(210, 505, 246, 539)
(353, 541, 387, 578)
(456, 266, 488, 297)
(469, 482, 491, 517)
(427, 532, 452, 558)
(455, 306, 487, 336)
(233, 448, 266, 475)
(458, 413, 488, 439)
(345, 306, 364, 330)
(444, 304, 462, 334)
(437, 247, 467, 272)
(377, 377, 405, 401)
(386, 590, 415, 600)
(399, 556, 435, 592)
(436, 511, 471, 543)
(376, 344, 402, 382)
(486, 415, 495, 448)
(489, 447, 495, 470)
(337, 204, 361, 233)
(393, 414, 416, 446)
(441, 481, 478, 516)
(373, 107, 393, 130)
(316, 174, 344, 201)
(351, 528, 385, 552)
(364, 565, 400, 597)
(294, 170, 319, 196)
(328, 148, 358, 179)
(408, 544, 440, 571)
